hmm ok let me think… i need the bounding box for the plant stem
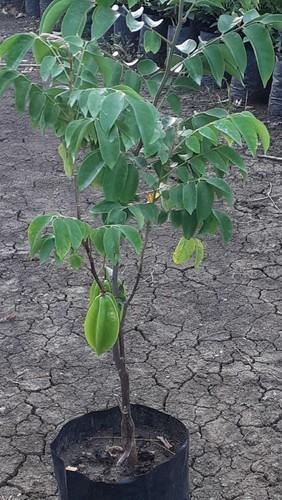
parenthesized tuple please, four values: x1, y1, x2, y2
(112, 265, 138, 467)
(153, 0, 185, 107)
(73, 174, 105, 292)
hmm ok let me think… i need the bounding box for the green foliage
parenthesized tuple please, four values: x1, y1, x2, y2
(0, 0, 280, 357)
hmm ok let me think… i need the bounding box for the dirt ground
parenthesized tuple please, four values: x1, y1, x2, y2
(0, 14, 282, 500)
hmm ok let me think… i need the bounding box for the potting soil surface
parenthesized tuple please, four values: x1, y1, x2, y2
(0, 14, 282, 500)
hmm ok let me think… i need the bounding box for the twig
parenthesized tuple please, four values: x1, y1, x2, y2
(257, 154, 282, 163)
(248, 183, 281, 213)
(125, 223, 151, 309)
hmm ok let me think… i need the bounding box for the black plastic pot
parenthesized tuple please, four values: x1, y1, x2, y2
(231, 44, 271, 104)
(25, 0, 40, 17)
(268, 59, 282, 117)
(39, 0, 52, 17)
(51, 404, 189, 500)
(167, 23, 196, 57)
(114, 7, 139, 54)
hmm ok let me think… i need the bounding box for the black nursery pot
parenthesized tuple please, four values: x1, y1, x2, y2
(39, 0, 52, 17)
(167, 23, 196, 57)
(114, 6, 140, 53)
(268, 58, 282, 117)
(25, 0, 40, 17)
(231, 43, 272, 104)
(51, 404, 190, 500)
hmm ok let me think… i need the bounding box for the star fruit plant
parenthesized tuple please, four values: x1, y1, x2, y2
(0, 0, 281, 467)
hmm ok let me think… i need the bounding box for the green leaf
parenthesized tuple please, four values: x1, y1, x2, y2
(182, 211, 198, 239)
(94, 55, 122, 86)
(58, 143, 73, 177)
(87, 89, 106, 118)
(199, 125, 218, 144)
(144, 30, 161, 54)
(62, 0, 92, 37)
(124, 69, 141, 92)
(243, 24, 275, 87)
(14, 75, 31, 113)
(96, 122, 120, 168)
(69, 254, 83, 269)
(103, 160, 128, 201)
(184, 55, 203, 86)
(91, 227, 106, 256)
(0, 69, 17, 98)
(65, 118, 91, 156)
(100, 92, 125, 133)
(92, 5, 119, 39)
(218, 14, 240, 33)
(125, 94, 160, 154)
(190, 157, 206, 176)
(206, 177, 233, 206)
(183, 182, 197, 215)
(173, 237, 196, 265)
(103, 226, 120, 264)
(28, 214, 53, 253)
(129, 206, 145, 228)
(137, 59, 159, 76)
(223, 32, 247, 77)
(196, 181, 214, 220)
(203, 44, 225, 86)
(77, 151, 105, 191)
(194, 238, 204, 268)
(231, 113, 258, 155)
(40, 0, 72, 33)
(219, 145, 247, 173)
(167, 94, 181, 116)
(169, 185, 183, 209)
(186, 134, 201, 154)
(53, 218, 71, 260)
(213, 209, 233, 244)
(254, 117, 270, 153)
(120, 163, 139, 204)
(126, 11, 144, 32)
(64, 218, 85, 250)
(214, 118, 242, 144)
(29, 86, 46, 124)
(39, 236, 55, 264)
(205, 150, 228, 173)
(40, 55, 57, 81)
(119, 225, 142, 253)
(0, 33, 34, 69)
(32, 37, 52, 64)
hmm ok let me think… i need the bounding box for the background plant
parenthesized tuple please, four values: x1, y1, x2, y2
(0, 0, 281, 468)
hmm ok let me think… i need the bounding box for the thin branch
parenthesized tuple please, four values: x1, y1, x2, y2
(257, 154, 282, 163)
(153, 0, 185, 107)
(73, 174, 105, 291)
(125, 223, 151, 310)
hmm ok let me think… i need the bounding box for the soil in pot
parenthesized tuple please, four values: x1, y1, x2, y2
(61, 424, 180, 482)
(51, 404, 189, 500)
(269, 59, 282, 117)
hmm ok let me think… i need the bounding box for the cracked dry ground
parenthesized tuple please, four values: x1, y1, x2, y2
(1, 15, 282, 500)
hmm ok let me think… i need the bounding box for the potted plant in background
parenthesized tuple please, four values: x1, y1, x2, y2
(229, 0, 277, 104)
(0, 0, 281, 498)
(264, 0, 282, 115)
